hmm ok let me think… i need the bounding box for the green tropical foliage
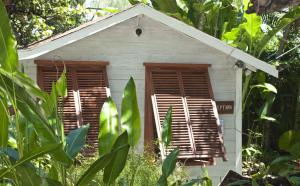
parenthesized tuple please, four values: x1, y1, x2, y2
(162, 106, 172, 147)
(121, 77, 141, 147)
(125, 0, 300, 184)
(1, 0, 300, 185)
(158, 147, 179, 185)
(0, 3, 198, 184)
(6, 0, 87, 47)
(98, 97, 119, 156)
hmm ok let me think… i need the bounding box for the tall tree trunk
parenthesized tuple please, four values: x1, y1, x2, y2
(247, 0, 300, 14)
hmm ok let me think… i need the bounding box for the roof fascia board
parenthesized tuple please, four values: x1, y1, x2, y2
(139, 5, 278, 77)
(231, 50, 278, 77)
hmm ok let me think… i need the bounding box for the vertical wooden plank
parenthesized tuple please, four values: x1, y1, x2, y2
(206, 67, 215, 99)
(103, 68, 111, 97)
(103, 68, 109, 87)
(144, 67, 155, 152)
(235, 68, 243, 173)
(71, 68, 83, 127)
(212, 100, 227, 161)
(37, 66, 44, 90)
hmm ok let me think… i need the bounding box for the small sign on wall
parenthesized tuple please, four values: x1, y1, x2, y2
(216, 101, 234, 114)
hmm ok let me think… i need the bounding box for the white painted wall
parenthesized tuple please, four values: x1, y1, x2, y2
(21, 16, 241, 185)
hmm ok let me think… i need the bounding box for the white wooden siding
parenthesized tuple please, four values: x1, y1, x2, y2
(20, 16, 241, 185)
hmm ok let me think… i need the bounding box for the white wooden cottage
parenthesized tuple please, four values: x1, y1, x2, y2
(18, 4, 278, 184)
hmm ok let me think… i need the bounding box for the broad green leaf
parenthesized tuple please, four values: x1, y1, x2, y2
(242, 13, 262, 39)
(162, 106, 172, 147)
(103, 132, 130, 184)
(157, 175, 167, 186)
(48, 165, 59, 182)
(0, 147, 19, 162)
(269, 155, 294, 175)
(278, 130, 300, 153)
(201, 168, 212, 186)
(0, 70, 55, 143)
(162, 147, 179, 177)
(270, 155, 293, 166)
(42, 83, 57, 117)
(14, 71, 46, 99)
(0, 69, 47, 103)
(260, 115, 276, 122)
(66, 124, 89, 159)
(0, 100, 8, 148)
(252, 83, 277, 94)
(0, 0, 18, 72)
(0, 168, 13, 181)
(16, 100, 57, 144)
(222, 27, 240, 43)
(15, 165, 42, 186)
(0, 70, 65, 163)
(0, 143, 60, 178)
(290, 143, 300, 158)
(17, 100, 72, 165)
(99, 97, 119, 156)
(16, 143, 60, 166)
(288, 176, 300, 185)
(121, 77, 141, 147)
(55, 68, 67, 98)
(8, 136, 17, 149)
(18, 115, 38, 156)
(76, 153, 112, 186)
(251, 180, 259, 186)
(259, 94, 276, 117)
(151, 0, 179, 13)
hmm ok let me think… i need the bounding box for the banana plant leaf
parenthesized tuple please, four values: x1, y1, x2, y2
(103, 132, 130, 184)
(121, 77, 141, 147)
(66, 124, 89, 159)
(0, 143, 61, 179)
(0, 0, 18, 72)
(0, 99, 9, 148)
(98, 97, 119, 156)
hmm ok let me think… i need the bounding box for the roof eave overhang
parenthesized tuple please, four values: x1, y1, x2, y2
(18, 4, 278, 78)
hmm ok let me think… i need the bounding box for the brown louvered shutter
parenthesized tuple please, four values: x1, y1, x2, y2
(75, 67, 109, 151)
(38, 65, 79, 133)
(181, 71, 226, 160)
(146, 64, 226, 165)
(151, 71, 194, 159)
(37, 61, 109, 153)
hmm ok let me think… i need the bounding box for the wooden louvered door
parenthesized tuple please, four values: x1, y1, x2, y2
(37, 61, 109, 154)
(38, 65, 79, 134)
(146, 64, 226, 165)
(75, 67, 109, 151)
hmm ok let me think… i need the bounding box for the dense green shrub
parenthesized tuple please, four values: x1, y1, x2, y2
(66, 152, 189, 186)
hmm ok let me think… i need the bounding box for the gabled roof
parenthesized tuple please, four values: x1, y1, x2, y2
(18, 4, 278, 77)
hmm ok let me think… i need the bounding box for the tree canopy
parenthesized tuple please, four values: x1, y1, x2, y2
(4, 0, 87, 47)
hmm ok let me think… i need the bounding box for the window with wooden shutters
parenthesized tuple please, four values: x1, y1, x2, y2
(144, 63, 227, 165)
(37, 61, 109, 152)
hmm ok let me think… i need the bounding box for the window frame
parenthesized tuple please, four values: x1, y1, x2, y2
(144, 63, 226, 166)
(36, 60, 110, 151)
